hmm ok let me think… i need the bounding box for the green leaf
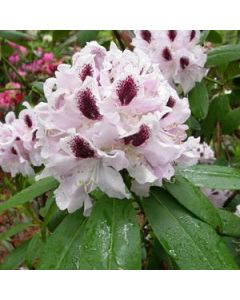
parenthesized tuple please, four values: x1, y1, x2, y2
(0, 240, 30, 270)
(0, 223, 31, 241)
(206, 31, 223, 44)
(78, 197, 141, 270)
(164, 175, 221, 228)
(77, 30, 100, 47)
(207, 44, 240, 67)
(32, 81, 44, 95)
(26, 234, 44, 267)
(38, 210, 86, 269)
(222, 107, 240, 134)
(0, 30, 34, 41)
(202, 95, 230, 140)
(0, 177, 59, 214)
(188, 82, 209, 120)
(218, 209, 240, 238)
(178, 165, 240, 190)
(142, 188, 237, 270)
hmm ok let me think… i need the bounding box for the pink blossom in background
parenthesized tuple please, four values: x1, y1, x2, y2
(0, 82, 24, 109)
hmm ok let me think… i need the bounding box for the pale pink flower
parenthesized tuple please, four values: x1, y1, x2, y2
(132, 30, 208, 94)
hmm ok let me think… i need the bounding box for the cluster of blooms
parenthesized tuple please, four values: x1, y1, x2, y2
(188, 140, 233, 208)
(8, 42, 28, 64)
(21, 51, 60, 77)
(0, 82, 24, 109)
(19, 41, 204, 216)
(132, 30, 208, 94)
(0, 103, 41, 177)
(0, 38, 231, 217)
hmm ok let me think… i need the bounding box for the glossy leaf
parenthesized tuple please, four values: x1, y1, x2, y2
(207, 44, 240, 67)
(78, 197, 141, 270)
(164, 175, 221, 228)
(218, 209, 240, 238)
(178, 165, 240, 190)
(0, 177, 59, 214)
(188, 82, 209, 120)
(142, 188, 237, 270)
(38, 209, 86, 269)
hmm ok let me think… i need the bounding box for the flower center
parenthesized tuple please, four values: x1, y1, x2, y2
(116, 75, 138, 106)
(140, 30, 151, 43)
(124, 124, 150, 147)
(69, 136, 95, 158)
(77, 88, 102, 120)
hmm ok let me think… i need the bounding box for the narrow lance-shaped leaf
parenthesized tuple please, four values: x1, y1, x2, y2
(178, 165, 240, 190)
(0, 177, 59, 214)
(164, 175, 221, 229)
(142, 188, 237, 270)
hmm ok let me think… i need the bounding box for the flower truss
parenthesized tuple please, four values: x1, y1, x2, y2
(132, 30, 208, 94)
(0, 38, 220, 217)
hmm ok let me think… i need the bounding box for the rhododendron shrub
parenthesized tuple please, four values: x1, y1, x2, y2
(1, 30, 240, 270)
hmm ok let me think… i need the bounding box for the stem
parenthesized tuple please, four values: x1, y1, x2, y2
(205, 76, 224, 86)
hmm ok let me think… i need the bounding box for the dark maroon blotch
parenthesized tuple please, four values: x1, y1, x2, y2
(32, 129, 37, 142)
(168, 30, 177, 42)
(124, 124, 150, 147)
(80, 64, 93, 81)
(190, 30, 196, 41)
(140, 30, 151, 43)
(11, 147, 17, 155)
(116, 75, 138, 106)
(166, 96, 176, 108)
(70, 136, 95, 158)
(77, 88, 102, 120)
(180, 57, 189, 70)
(162, 47, 172, 61)
(24, 114, 32, 128)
